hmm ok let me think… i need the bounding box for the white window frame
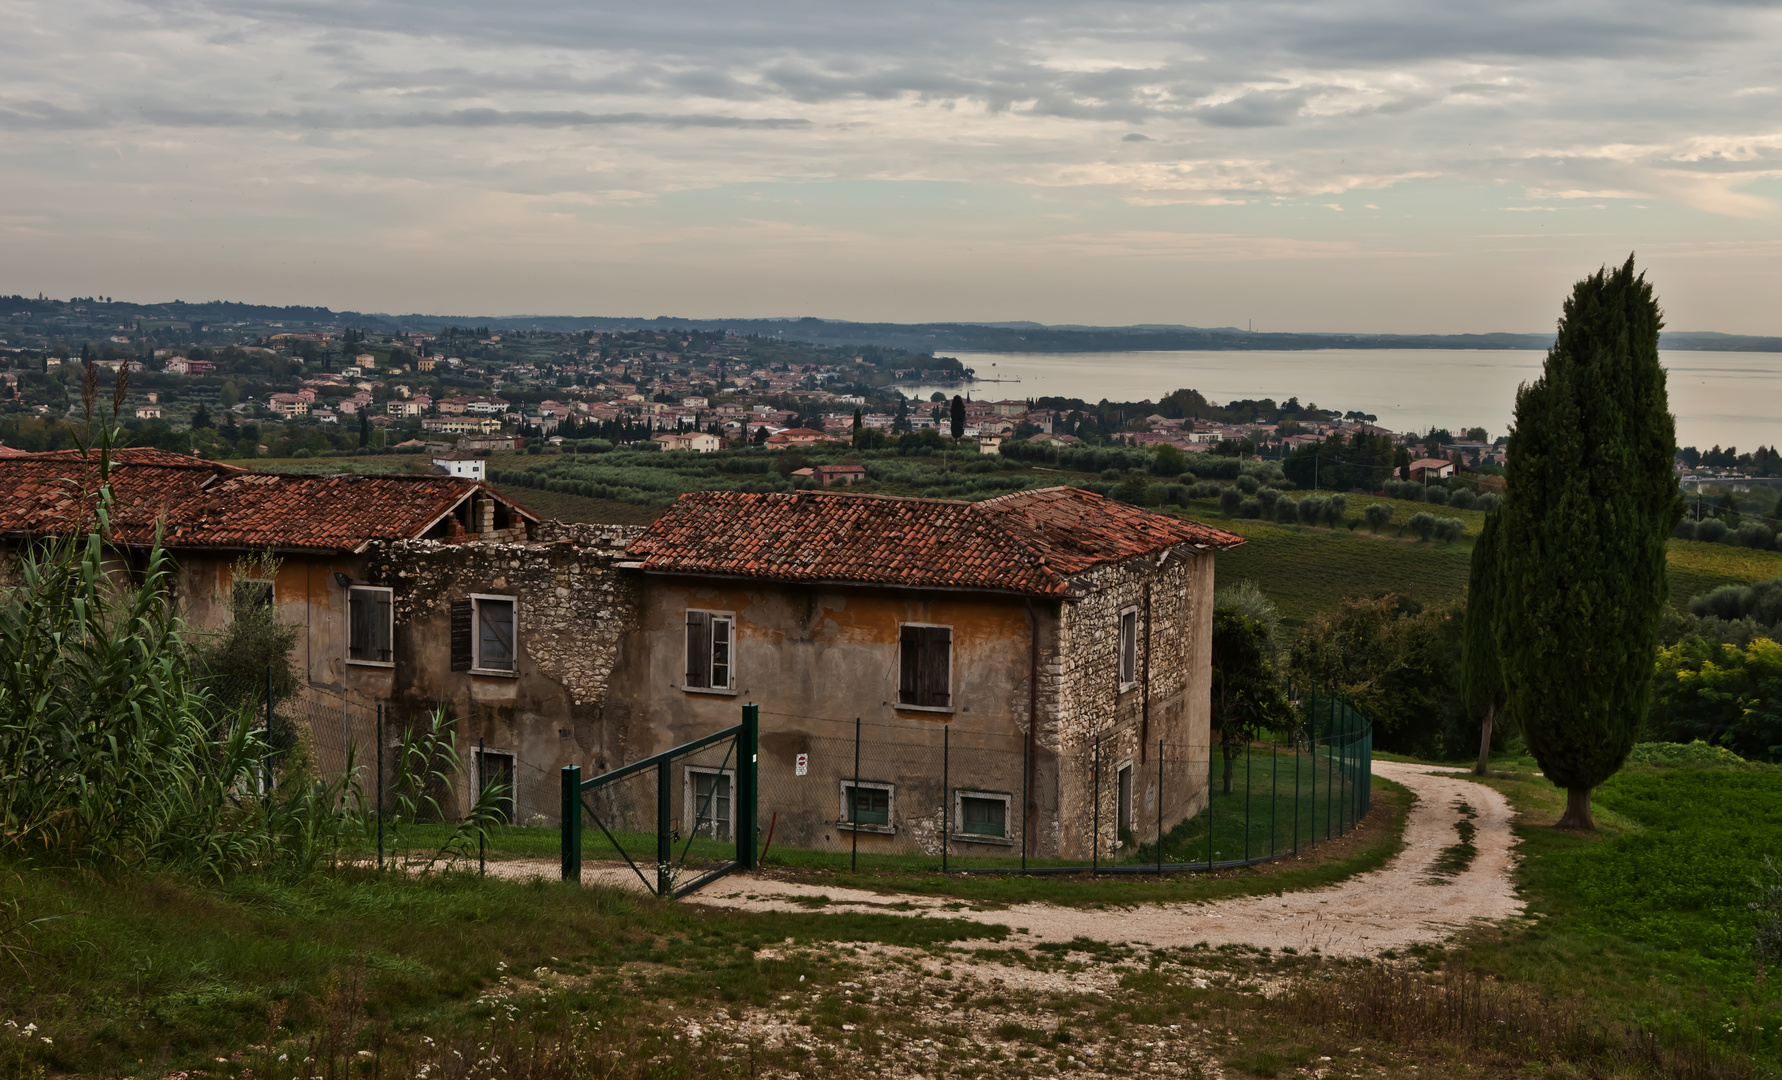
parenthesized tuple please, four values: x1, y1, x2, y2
(953, 789, 1015, 846)
(684, 765, 736, 841)
(346, 585, 395, 668)
(1117, 606, 1139, 691)
(896, 621, 954, 713)
(837, 779, 895, 834)
(682, 609, 738, 695)
(469, 593, 519, 677)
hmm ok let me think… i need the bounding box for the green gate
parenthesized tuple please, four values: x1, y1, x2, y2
(560, 704, 758, 898)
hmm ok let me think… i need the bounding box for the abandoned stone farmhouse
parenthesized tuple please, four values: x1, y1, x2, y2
(0, 448, 1244, 861)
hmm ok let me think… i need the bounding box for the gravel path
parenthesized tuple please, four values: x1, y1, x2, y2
(695, 760, 1522, 957)
(487, 761, 1522, 958)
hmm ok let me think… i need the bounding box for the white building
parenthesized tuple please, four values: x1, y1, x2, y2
(432, 454, 486, 480)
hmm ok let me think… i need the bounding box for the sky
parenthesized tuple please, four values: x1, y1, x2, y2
(4, 0, 1782, 332)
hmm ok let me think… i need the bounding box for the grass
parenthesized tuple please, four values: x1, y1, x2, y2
(1443, 756, 1782, 1065)
(488, 483, 666, 525)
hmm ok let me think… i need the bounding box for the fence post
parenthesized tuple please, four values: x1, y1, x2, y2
(1270, 732, 1278, 859)
(376, 704, 385, 870)
(1338, 699, 1348, 836)
(941, 724, 949, 873)
(560, 764, 581, 882)
(656, 756, 672, 897)
(1325, 693, 1334, 841)
(1092, 734, 1100, 876)
(851, 717, 861, 873)
(477, 736, 486, 878)
(1206, 748, 1215, 871)
(1156, 739, 1164, 876)
(737, 703, 758, 871)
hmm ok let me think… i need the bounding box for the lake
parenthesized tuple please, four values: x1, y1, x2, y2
(903, 349, 1782, 453)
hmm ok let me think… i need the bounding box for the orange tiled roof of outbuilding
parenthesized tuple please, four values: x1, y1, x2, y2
(627, 486, 1243, 597)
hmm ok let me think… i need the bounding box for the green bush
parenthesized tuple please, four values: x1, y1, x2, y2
(1624, 741, 1765, 770)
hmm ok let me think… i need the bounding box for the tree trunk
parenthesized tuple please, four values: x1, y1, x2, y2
(1474, 701, 1495, 776)
(1555, 786, 1595, 831)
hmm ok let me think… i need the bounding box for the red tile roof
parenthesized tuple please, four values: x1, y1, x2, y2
(628, 486, 1242, 596)
(0, 448, 537, 553)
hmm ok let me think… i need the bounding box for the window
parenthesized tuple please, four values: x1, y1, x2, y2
(465, 594, 516, 674)
(1116, 763, 1134, 838)
(684, 610, 735, 691)
(347, 586, 393, 666)
(474, 748, 515, 825)
(686, 767, 733, 840)
(955, 791, 1011, 840)
(1118, 607, 1139, 688)
(840, 781, 894, 832)
(898, 624, 952, 710)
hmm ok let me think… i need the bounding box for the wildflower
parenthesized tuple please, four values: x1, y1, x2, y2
(42, 1037, 52, 1045)
(279, 1054, 288, 1062)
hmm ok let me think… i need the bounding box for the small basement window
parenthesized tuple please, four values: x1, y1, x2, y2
(685, 767, 734, 841)
(840, 781, 894, 832)
(347, 586, 394, 666)
(898, 624, 952, 710)
(955, 791, 1012, 841)
(471, 594, 517, 674)
(684, 610, 736, 692)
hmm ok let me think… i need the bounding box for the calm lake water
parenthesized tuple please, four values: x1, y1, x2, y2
(904, 349, 1782, 453)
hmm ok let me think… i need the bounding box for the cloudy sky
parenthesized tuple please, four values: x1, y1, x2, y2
(4, 0, 1781, 331)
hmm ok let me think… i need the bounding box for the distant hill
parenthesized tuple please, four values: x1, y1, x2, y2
(7, 294, 1779, 353)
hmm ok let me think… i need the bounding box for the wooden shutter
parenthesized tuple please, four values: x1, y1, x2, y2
(349, 589, 372, 662)
(450, 600, 473, 671)
(900, 626, 950, 707)
(685, 611, 712, 687)
(373, 589, 393, 662)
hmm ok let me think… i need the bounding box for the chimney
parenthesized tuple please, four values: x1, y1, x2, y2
(479, 497, 495, 534)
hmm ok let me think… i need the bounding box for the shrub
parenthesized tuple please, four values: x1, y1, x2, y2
(1191, 482, 1220, 500)
(1449, 489, 1477, 510)
(1363, 503, 1394, 532)
(1425, 486, 1450, 506)
(1297, 496, 1326, 525)
(1276, 498, 1299, 524)
(1239, 498, 1262, 519)
(1477, 492, 1501, 513)
(1737, 522, 1776, 550)
(1219, 488, 1242, 515)
(1236, 475, 1260, 495)
(1324, 494, 1348, 525)
(1625, 740, 1760, 770)
(1407, 511, 1438, 541)
(1697, 518, 1729, 543)
(1432, 517, 1467, 544)
(1185, 456, 1241, 480)
(1402, 484, 1427, 502)
(1256, 487, 1282, 512)
(1673, 520, 1698, 541)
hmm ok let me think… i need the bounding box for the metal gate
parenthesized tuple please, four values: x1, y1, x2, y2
(560, 704, 758, 898)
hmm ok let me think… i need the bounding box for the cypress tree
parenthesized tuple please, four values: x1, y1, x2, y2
(1497, 256, 1679, 830)
(950, 395, 967, 440)
(1461, 509, 1505, 776)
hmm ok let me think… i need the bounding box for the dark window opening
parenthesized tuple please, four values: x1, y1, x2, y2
(1119, 608, 1138, 686)
(898, 625, 951, 708)
(475, 749, 515, 825)
(1117, 764, 1134, 838)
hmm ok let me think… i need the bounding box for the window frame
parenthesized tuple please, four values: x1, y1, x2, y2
(682, 608, 738, 695)
(1116, 761, 1135, 839)
(952, 789, 1014, 846)
(469, 593, 519, 677)
(473, 746, 516, 826)
(346, 585, 395, 668)
(684, 765, 736, 841)
(1117, 605, 1140, 691)
(837, 780, 895, 834)
(896, 622, 954, 713)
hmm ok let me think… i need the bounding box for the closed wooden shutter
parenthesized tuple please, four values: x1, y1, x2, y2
(685, 611, 712, 687)
(372, 589, 393, 662)
(899, 626, 951, 707)
(450, 600, 473, 671)
(349, 589, 372, 662)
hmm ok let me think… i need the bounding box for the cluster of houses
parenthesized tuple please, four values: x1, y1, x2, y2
(0, 447, 1243, 862)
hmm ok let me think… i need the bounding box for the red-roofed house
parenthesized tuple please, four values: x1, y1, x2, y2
(596, 486, 1243, 859)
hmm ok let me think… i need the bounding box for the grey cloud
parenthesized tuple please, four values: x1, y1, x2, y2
(0, 103, 809, 131)
(1123, 133, 1153, 141)
(1195, 89, 1311, 128)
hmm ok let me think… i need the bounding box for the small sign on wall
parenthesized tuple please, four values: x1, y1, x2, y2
(795, 753, 809, 776)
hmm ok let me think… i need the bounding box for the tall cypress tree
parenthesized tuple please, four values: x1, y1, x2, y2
(1461, 508, 1505, 776)
(950, 395, 967, 440)
(1497, 256, 1679, 829)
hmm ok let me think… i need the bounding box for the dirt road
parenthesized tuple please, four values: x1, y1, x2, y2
(686, 761, 1522, 957)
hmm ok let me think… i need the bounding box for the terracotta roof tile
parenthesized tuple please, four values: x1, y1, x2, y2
(0, 448, 537, 552)
(628, 486, 1242, 596)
